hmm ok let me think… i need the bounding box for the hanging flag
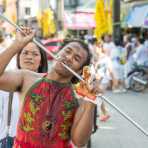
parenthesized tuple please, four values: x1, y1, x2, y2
(94, 0, 108, 39)
(105, 0, 113, 34)
(94, 0, 113, 39)
(37, 8, 56, 38)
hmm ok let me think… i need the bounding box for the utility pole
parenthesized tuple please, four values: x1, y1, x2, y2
(16, 0, 19, 24)
(113, 0, 121, 42)
(56, 0, 64, 32)
(2, 0, 6, 12)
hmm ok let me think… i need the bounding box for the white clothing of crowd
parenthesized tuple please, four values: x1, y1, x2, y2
(0, 36, 19, 140)
(0, 92, 19, 139)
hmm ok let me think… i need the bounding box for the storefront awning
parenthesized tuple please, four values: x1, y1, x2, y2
(64, 12, 95, 30)
(125, 4, 148, 28)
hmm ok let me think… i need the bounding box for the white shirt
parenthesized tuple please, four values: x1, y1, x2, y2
(96, 55, 112, 84)
(0, 37, 16, 70)
(0, 38, 18, 139)
(0, 92, 20, 139)
(103, 42, 116, 57)
(133, 45, 148, 66)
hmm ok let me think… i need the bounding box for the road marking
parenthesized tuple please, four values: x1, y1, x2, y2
(99, 126, 116, 130)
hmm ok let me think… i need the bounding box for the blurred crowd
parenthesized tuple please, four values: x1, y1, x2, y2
(0, 29, 16, 70)
(0, 25, 148, 147)
(1, 28, 148, 94)
(85, 32, 148, 93)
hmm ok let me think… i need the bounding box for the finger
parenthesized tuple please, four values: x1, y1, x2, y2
(19, 26, 31, 35)
(26, 27, 32, 35)
(20, 26, 26, 34)
(93, 89, 103, 95)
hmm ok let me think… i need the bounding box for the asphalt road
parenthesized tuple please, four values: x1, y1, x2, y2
(91, 89, 148, 148)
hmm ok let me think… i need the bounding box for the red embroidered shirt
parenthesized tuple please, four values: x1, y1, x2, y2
(13, 77, 78, 148)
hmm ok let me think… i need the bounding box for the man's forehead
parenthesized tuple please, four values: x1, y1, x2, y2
(64, 42, 84, 50)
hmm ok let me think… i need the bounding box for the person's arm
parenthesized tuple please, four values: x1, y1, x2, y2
(0, 27, 34, 75)
(0, 69, 26, 91)
(71, 100, 95, 147)
(0, 27, 34, 91)
(71, 65, 102, 147)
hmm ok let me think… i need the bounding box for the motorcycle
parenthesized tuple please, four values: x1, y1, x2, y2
(127, 63, 148, 92)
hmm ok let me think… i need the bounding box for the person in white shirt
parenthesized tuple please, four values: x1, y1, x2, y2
(133, 42, 148, 66)
(102, 34, 116, 57)
(110, 39, 127, 93)
(91, 43, 112, 122)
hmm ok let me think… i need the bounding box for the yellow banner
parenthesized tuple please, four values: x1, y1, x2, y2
(37, 8, 56, 38)
(94, 0, 113, 39)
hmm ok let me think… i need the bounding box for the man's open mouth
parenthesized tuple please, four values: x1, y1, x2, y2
(60, 60, 72, 69)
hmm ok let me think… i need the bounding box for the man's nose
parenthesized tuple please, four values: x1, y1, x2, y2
(65, 54, 73, 62)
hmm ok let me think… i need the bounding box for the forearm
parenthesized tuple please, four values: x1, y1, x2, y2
(0, 42, 19, 75)
(72, 101, 95, 147)
(0, 27, 34, 76)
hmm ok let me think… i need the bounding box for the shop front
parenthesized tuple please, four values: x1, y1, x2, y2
(125, 3, 148, 28)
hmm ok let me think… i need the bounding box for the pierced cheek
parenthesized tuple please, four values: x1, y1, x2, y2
(65, 54, 69, 59)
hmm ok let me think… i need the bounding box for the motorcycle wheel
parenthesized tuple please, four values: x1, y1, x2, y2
(130, 77, 146, 92)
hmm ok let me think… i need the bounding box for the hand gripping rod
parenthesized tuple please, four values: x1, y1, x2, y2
(0, 14, 148, 137)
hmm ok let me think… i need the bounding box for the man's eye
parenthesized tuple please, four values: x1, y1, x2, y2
(65, 50, 71, 54)
(74, 56, 80, 62)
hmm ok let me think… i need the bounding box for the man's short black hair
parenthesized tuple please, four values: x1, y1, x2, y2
(60, 38, 92, 83)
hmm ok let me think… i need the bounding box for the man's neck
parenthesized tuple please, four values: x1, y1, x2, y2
(46, 70, 72, 84)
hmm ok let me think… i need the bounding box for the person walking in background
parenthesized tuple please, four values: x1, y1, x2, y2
(91, 42, 112, 122)
(110, 39, 127, 93)
(102, 34, 116, 57)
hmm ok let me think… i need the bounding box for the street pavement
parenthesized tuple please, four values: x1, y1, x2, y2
(91, 89, 148, 148)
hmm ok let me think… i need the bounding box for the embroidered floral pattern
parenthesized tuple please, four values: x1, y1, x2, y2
(21, 112, 34, 132)
(64, 99, 78, 111)
(17, 78, 78, 147)
(59, 99, 78, 140)
(31, 93, 43, 104)
(20, 93, 43, 132)
(30, 101, 39, 115)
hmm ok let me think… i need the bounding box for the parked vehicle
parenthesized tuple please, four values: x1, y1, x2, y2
(127, 63, 148, 92)
(42, 38, 63, 60)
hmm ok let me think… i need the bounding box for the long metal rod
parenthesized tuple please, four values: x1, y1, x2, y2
(101, 95, 148, 137)
(0, 14, 85, 82)
(0, 14, 148, 137)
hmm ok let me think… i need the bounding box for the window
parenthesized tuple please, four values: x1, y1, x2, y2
(25, 7, 31, 15)
(0, 5, 4, 13)
(64, 0, 78, 8)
